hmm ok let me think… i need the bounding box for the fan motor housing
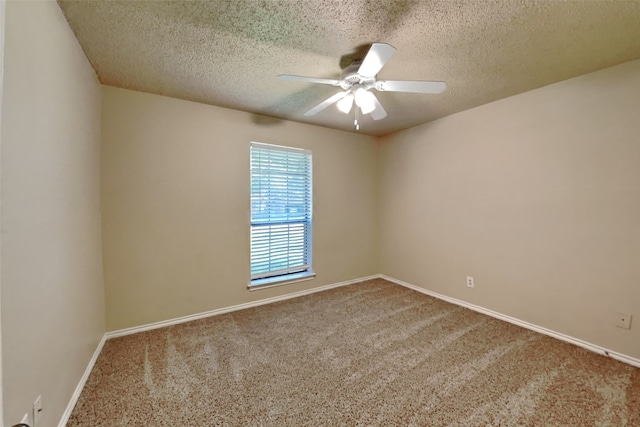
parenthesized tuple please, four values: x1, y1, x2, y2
(340, 61, 375, 89)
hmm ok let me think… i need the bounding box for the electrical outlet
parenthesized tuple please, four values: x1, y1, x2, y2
(466, 276, 474, 288)
(33, 395, 43, 426)
(615, 312, 632, 330)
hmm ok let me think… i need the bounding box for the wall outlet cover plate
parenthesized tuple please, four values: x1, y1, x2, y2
(466, 276, 474, 288)
(33, 394, 43, 426)
(615, 312, 632, 330)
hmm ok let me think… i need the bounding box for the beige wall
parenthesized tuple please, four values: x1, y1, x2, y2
(379, 59, 640, 359)
(1, 1, 105, 426)
(0, 0, 5, 423)
(101, 87, 378, 331)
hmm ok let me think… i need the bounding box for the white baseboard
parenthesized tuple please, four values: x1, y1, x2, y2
(106, 275, 380, 339)
(58, 334, 107, 427)
(380, 274, 640, 369)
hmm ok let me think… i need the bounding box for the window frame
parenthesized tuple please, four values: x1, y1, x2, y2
(248, 142, 315, 290)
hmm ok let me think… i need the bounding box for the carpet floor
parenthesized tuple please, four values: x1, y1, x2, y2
(67, 279, 640, 426)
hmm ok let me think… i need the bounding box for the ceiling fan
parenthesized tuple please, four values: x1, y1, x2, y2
(278, 43, 446, 130)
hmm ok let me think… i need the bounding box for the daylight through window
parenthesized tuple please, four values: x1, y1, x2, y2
(250, 142, 313, 286)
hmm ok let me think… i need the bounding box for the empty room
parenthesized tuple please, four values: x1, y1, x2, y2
(1, 0, 639, 426)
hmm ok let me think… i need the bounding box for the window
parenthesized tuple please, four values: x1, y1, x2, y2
(249, 142, 314, 288)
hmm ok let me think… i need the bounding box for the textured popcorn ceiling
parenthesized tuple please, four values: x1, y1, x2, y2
(57, 0, 640, 136)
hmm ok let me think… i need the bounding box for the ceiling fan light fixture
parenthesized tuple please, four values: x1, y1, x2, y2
(336, 94, 354, 114)
(355, 88, 375, 114)
(279, 43, 446, 122)
(359, 101, 375, 115)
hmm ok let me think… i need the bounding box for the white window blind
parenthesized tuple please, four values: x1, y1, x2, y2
(250, 142, 312, 282)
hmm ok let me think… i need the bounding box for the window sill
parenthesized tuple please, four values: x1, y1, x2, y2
(248, 271, 316, 291)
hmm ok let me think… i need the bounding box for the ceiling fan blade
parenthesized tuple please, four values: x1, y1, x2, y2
(375, 80, 446, 94)
(304, 92, 348, 116)
(278, 74, 340, 86)
(369, 93, 387, 120)
(358, 43, 397, 78)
